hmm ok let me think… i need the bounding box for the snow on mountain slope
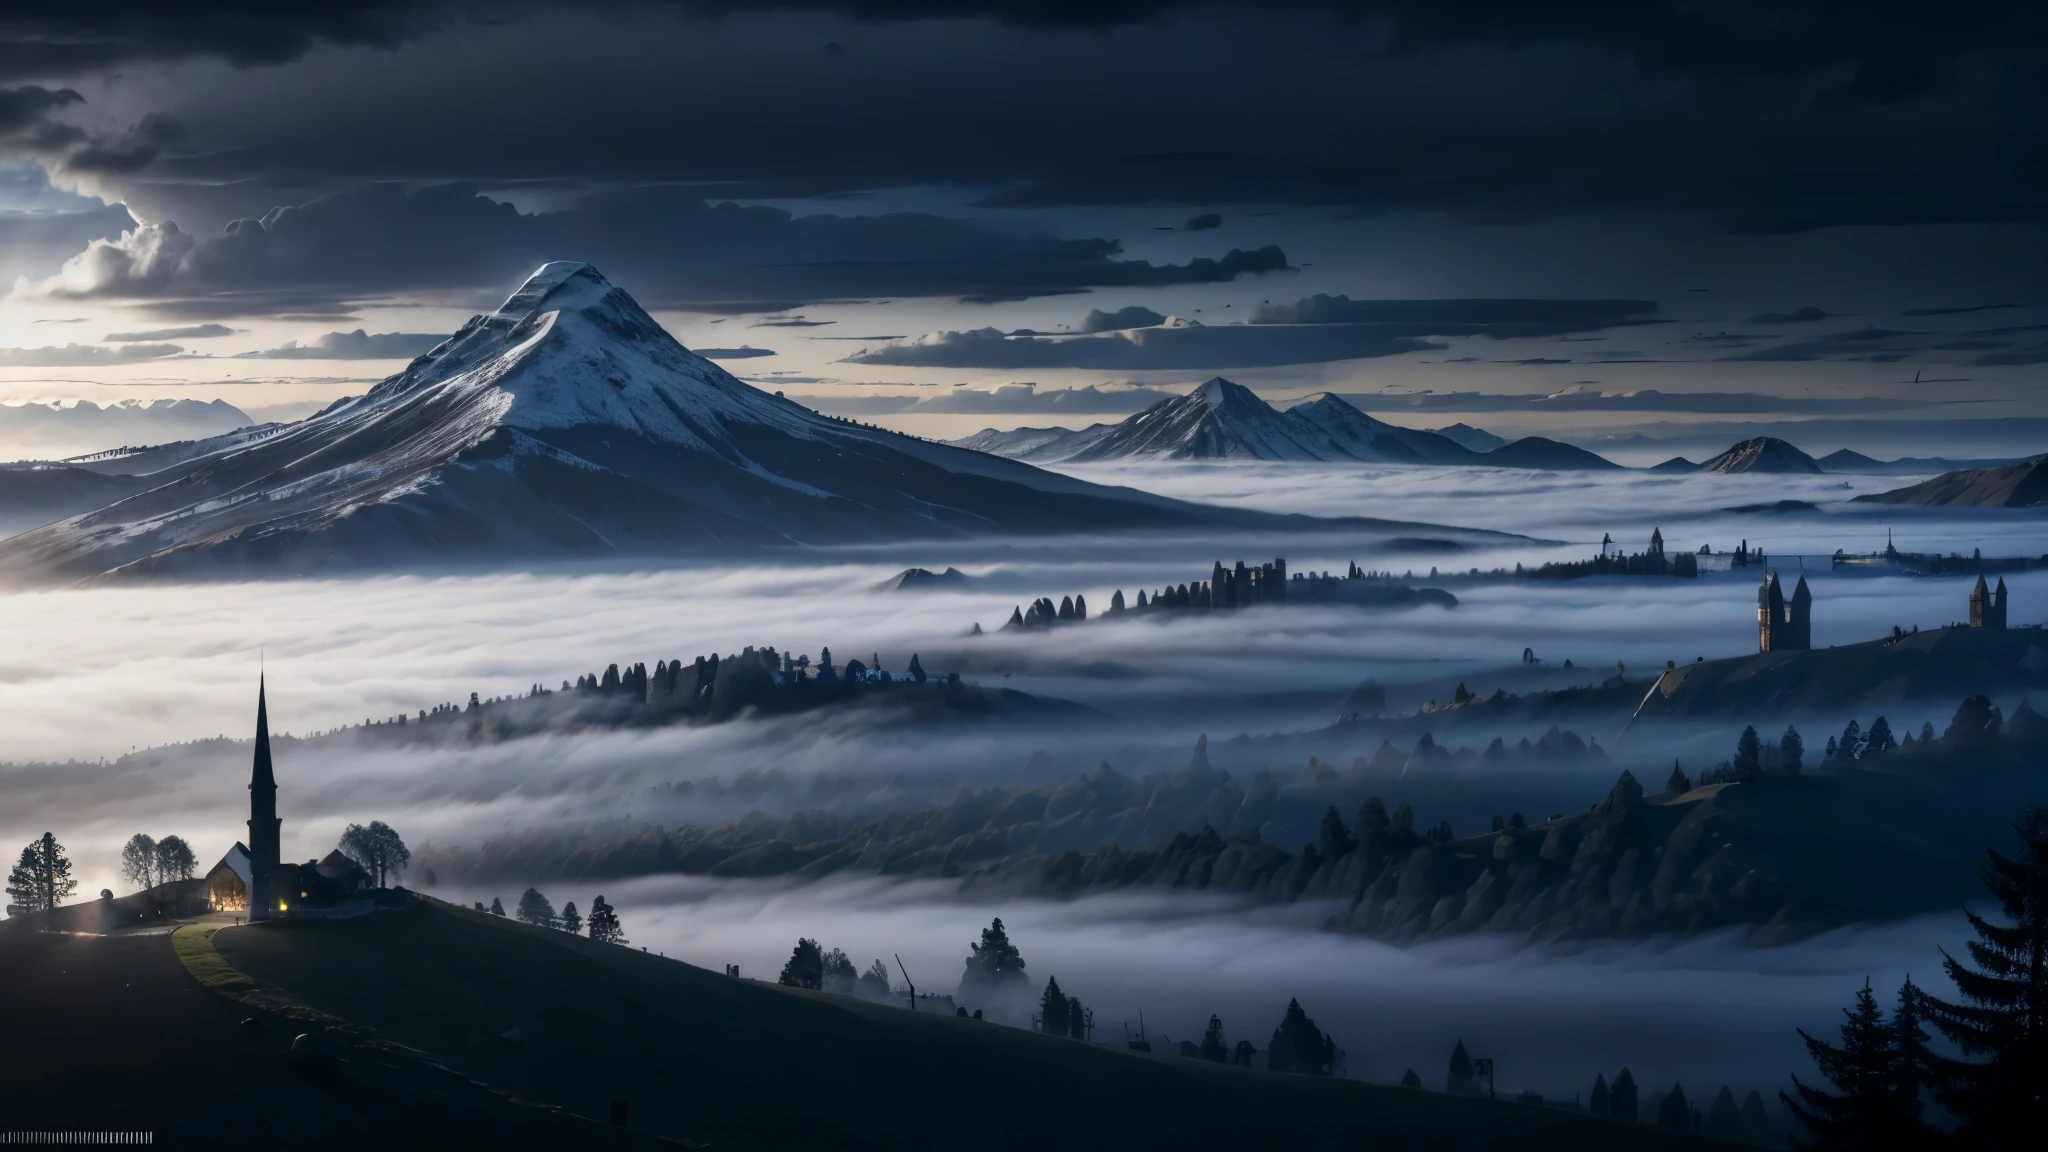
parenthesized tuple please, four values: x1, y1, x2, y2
(1063, 378, 1341, 462)
(1283, 395, 1479, 465)
(947, 426, 1079, 457)
(0, 264, 1359, 583)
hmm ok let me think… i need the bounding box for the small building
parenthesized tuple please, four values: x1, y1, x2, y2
(206, 842, 253, 912)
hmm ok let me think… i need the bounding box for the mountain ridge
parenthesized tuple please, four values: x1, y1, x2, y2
(0, 265, 1504, 583)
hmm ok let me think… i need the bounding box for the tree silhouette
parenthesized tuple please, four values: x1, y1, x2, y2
(1201, 1015, 1228, 1063)
(119, 833, 159, 891)
(1704, 1087, 1743, 1141)
(586, 895, 626, 943)
(6, 833, 76, 913)
(155, 836, 196, 882)
(779, 938, 824, 989)
(1611, 1068, 1639, 1123)
(821, 947, 858, 994)
(489, 897, 505, 916)
(1445, 1039, 1475, 1094)
(1665, 762, 1691, 794)
(559, 901, 582, 934)
(1038, 976, 1070, 1035)
(514, 887, 556, 928)
(1590, 1073, 1611, 1118)
(337, 820, 410, 887)
(1865, 717, 1896, 755)
(1780, 726, 1804, 775)
(1918, 805, 2048, 1145)
(1267, 999, 1334, 1076)
(858, 959, 892, 1001)
(1656, 1083, 1690, 1130)
(960, 917, 1027, 994)
(1733, 726, 1762, 779)
(1782, 980, 1926, 1149)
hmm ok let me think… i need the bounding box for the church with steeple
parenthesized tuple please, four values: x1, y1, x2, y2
(205, 676, 375, 918)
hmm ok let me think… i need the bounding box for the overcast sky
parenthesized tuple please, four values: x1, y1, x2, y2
(0, 1, 2042, 446)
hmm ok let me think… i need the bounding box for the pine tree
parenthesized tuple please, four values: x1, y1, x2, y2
(1201, 1015, 1228, 1063)
(1781, 726, 1805, 775)
(514, 887, 556, 928)
(1590, 1072, 1611, 1118)
(1891, 976, 1931, 1128)
(1038, 976, 1069, 1035)
(1656, 1083, 1690, 1130)
(1704, 1087, 1743, 1140)
(489, 896, 505, 916)
(559, 901, 582, 934)
(1666, 761, 1692, 794)
(857, 959, 893, 1001)
(1399, 1068, 1422, 1088)
(1919, 805, 2048, 1146)
(960, 917, 1027, 994)
(1611, 1068, 1639, 1123)
(1734, 726, 1762, 779)
(1445, 1039, 1475, 1094)
(1838, 719, 1863, 761)
(1865, 717, 1896, 755)
(1267, 999, 1334, 1075)
(586, 895, 626, 943)
(1782, 980, 1920, 1149)
(779, 938, 824, 989)
(5, 833, 77, 913)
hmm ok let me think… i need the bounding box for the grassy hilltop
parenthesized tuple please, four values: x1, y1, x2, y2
(196, 897, 1719, 1150)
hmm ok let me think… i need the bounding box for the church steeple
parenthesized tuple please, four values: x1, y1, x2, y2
(248, 675, 281, 882)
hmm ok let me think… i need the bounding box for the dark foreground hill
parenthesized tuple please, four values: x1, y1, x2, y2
(0, 913, 666, 1149)
(192, 900, 1707, 1150)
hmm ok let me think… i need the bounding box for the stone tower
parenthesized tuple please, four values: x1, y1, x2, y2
(1759, 573, 1813, 652)
(247, 676, 282, 920)
(1971, 574, 2009, 629)
(1648, 527, 1664, 557)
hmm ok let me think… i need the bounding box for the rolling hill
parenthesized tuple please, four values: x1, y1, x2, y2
(1853, 457, 2048, 508)
(187, 899, 1710, 1149)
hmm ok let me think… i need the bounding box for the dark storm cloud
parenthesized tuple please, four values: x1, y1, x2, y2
(237, 329, 448, 359)
(1720, 328, 1924, 362)
(10, 3, 2025, 107)
(1080, 306, 1166, 333)
(1343, 389, 1968, 416)
(842, 323, 1435, 370)
(850, 292, 1664, 369)
(1246, 295, 1658, 337)
(33, 183, 1290, 312)
(0, 0, 2035, 283)
(1746, 307, 1832, 324)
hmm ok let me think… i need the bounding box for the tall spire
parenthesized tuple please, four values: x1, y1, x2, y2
(248, 674, 281, 883)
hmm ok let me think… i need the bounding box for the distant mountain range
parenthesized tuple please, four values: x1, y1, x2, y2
(950, 380, 1619, 470)
(0, 398, 254, 460)
(0, 265, 1511, 582)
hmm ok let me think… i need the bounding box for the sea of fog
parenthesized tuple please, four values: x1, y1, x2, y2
(4, 464, 2047, 893)
(0, 463, 2037, 1106)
